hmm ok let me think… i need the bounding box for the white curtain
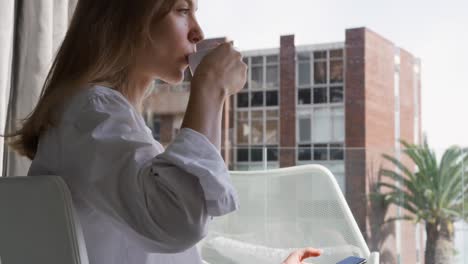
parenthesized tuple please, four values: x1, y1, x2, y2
(1, 0, 77, 176)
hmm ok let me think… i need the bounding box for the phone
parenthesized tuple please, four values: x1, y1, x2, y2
(336, 256, 367, 264)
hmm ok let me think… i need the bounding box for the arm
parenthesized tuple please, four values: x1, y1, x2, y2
(181, 83, 225, 151)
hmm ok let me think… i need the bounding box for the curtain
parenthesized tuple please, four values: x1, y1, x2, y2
(1, 0, 78, 176)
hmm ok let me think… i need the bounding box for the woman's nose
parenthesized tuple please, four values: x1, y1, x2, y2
(189, 21, 204, 44)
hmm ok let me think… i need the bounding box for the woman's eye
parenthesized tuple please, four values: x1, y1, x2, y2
(178, 8, 190, 15)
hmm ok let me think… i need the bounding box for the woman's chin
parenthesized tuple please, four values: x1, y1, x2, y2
(160, 71, 185, 85)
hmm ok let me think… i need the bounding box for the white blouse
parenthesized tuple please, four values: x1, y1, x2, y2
(28, 85, 239, 264)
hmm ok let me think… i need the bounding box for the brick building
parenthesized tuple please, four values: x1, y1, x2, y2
(142, 27, 423, 263)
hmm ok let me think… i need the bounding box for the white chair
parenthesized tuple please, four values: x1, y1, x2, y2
(200, 165, 379, 264)
(0, 176, 89, 264)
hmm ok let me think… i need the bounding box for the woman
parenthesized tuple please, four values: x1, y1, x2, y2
(6, 0, 321, 263)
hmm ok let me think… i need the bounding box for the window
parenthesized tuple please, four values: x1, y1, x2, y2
(237, 148, 249, 162)
(250, 146, 263, 162)
(313, 108, 331, 142)
(267, 145, 279, 161)
(313, 143, 328, 160)
(266, 91, 278, 106)
(330, 49, 343, 58)
(236, 120, 249, 144)
(251, 66, 263, 89)
(298, 144, 312, 161)
(332, 107, 345, 142)
(330, 60, 344, 83)
(266, 55, 279, 89)
(330, 143, 344, 160)
(251, 119, 263, 144)
(251, 91, 264, 107)
(314, 51, 327, 59)
(265, 119, 278, 144)
(314, 87, 327, 104)
(299, 118, 311, 142)
(314, 61, 327, 84)
(237, 92, 249, 107)
(251, 56, 264, 89)
(299, 62, 311, 85)
(330, 86, 344, 103)
(298, 89, 311, 104)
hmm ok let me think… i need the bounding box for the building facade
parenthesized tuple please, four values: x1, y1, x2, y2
(142, 27, 423, 263)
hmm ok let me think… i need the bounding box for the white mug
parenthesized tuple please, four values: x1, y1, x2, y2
(188, 47, 215, 76)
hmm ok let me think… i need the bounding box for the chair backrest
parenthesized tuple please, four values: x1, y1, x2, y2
(201, 165, 371, 264)
(0, 176, 88, 264)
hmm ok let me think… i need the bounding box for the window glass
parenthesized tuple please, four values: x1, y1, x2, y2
(266, 91, 278, 106)
(314, 61, 327, 84)
(251, 119, 263, 144)
(314, 87, 327, 104)
(299, 118, 311, 142)
(266, 65, 279, 88)
(313, 143, 328, 160)
(237, 148, 249, 162)
(237, 120, 249, 144)
(330, 86, 344, 103)
(251, 147, 263, 162)
(299, 62, 311, 85)
(298, 144, 312, 161)
(237, 92, 249, 107)
(298, 89, 311, 105)
(266, 120, 279, 144)
(251, 65, 263, 89)
(330, 60, 344, 83)
(251, 91, 264, 107)
(313, 108, 330, 142)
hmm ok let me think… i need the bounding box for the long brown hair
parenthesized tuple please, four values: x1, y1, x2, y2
(4, 0, 176, 160)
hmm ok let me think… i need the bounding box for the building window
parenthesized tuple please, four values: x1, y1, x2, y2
(265, 119, 279, 144)
(313, 87, 327, 104)
(330, 143, 344, 160)
(250, 146, 263, 162)
(298, 88, 311, 105)
(266, 91, 278, 106)
(267, 145, 279, 161)
(314, 61, 327, 84)
(266, 55, 279, 88)
(251, 56, 264, 89)
(251, 91, 264, 107)
(237, 148, 249, 162)
(313, 107, 331, 143)
(313, 51, 327, 59)
(299, 62, 311, 86)
(330, 86, 344, 103)
(237, 120, 249, 144)
(251, 119, 263, 144)
(330, 49, 343, 58)
(298, 144, 312, 161)
(237, 92, 249, 108)
(330, 60, 344, 83)
(313, 143, 328, 160)
(299, 117, 312, 142)
(331, 107, 345, 142)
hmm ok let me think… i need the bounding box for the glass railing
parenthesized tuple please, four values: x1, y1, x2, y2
(199, 146, 467, 264)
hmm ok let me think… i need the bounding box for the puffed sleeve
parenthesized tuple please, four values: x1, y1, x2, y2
(64, 91, 239, 253)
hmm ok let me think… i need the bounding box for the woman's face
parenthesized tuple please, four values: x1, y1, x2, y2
(137, 0, 204, 85)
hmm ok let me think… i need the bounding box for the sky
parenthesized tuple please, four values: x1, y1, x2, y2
(197, 0, 468, 151)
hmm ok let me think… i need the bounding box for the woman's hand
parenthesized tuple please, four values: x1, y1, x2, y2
(282, 248, 322, 264)
(191, 42, 247, 98)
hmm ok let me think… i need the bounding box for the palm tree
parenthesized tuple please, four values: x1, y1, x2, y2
(375, 138, 468, 264)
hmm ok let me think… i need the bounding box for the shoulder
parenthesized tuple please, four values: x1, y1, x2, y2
(62, 85, 135, 122)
